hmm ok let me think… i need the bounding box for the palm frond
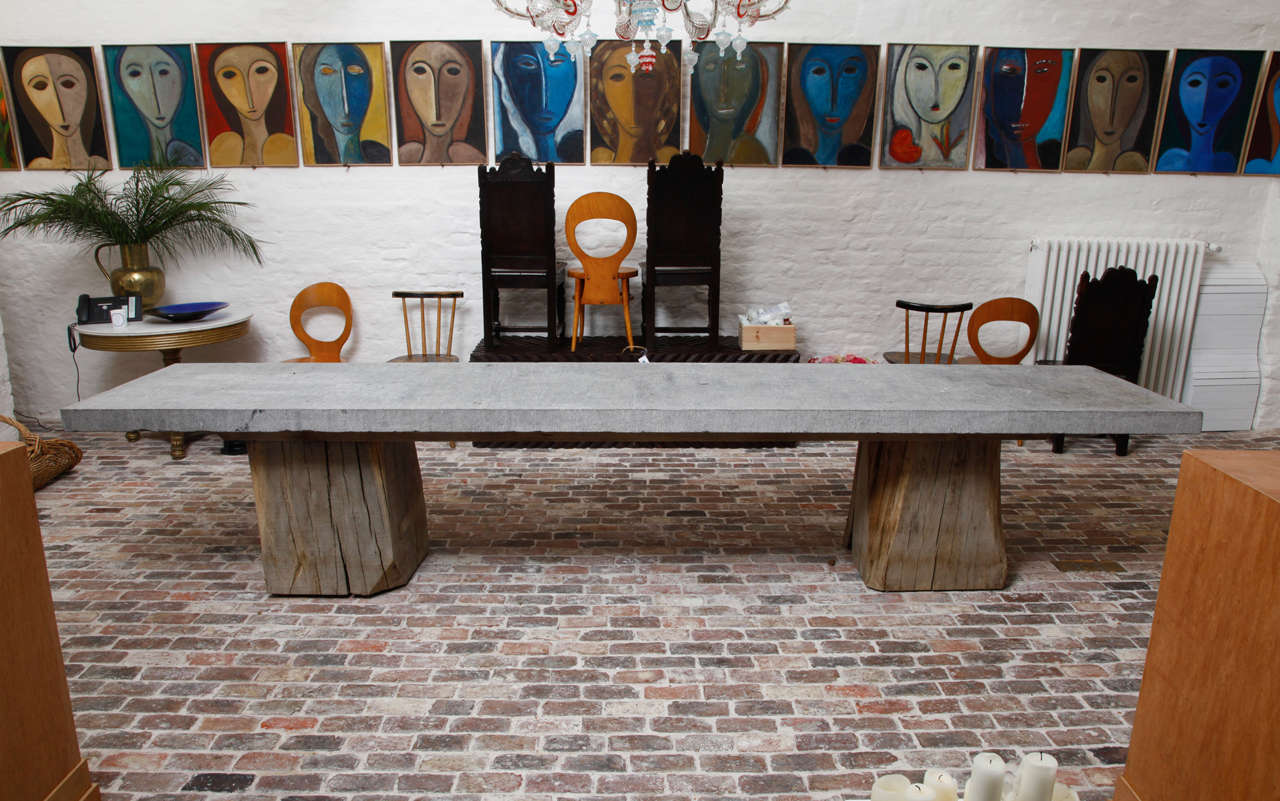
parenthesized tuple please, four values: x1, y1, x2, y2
(0, 165, 263, 265)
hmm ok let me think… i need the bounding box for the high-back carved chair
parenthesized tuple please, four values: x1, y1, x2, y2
(966, 297, 1040, 364)
(883, 300, 974, 364)
(287, 281, 353, 362)
(566, 192, 639, 352)
(1049, 266, 1159, 455)
(389, 290, 463, 362)
(643, 152, 724, 349)
(478, 154, 562, 349)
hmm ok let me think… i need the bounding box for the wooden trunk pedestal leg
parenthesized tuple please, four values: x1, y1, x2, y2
(846, 438, 1006, 591)
(248, 440, 428, 596)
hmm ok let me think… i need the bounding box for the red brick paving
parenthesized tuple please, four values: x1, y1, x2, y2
(32, 428, 1279, 800)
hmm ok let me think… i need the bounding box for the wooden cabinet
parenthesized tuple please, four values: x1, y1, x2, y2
(1115, 450, 1280, 801)
(0, 442, 100, 801)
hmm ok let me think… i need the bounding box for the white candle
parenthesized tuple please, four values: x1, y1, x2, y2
(963, 752, 1006, 801)
(1014, 752, 1058, 801)
(924, 768, 959, 801)
(906, 783, 938, 801)
(870, 774, 912, 801)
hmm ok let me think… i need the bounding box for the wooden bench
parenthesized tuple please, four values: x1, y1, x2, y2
(63, 363, 1201, 596)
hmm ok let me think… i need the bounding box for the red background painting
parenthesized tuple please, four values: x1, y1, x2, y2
(196, 42, 295, 142)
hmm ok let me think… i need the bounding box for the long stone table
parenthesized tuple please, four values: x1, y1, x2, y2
(62, 362, 1201, 596)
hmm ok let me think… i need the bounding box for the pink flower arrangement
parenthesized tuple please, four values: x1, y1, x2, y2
(808, 354, 876, 364)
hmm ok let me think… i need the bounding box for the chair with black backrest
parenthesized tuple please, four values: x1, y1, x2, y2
(1048, 266, 1158, 455)
(287, 281, 353, 362)
(566, 192, 639, 352)
(883, 300, 974, 364)
(478, 154, 563, 349)
(643, 152, 724, 350)
(966, 297, 1040, 364)
(389, 290, 463, 362)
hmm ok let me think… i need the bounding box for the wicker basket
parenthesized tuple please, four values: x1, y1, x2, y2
(0, 414, 83, 490)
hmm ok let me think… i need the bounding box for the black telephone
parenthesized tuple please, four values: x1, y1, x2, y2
(76, 294, 142, 324)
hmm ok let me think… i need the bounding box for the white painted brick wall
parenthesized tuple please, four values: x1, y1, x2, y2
(0, 0, 1277, 429)
(0, 309, 15, 441)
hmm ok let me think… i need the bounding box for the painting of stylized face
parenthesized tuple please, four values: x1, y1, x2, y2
(22, 54, 88, 139)
(214, 44, 279, 122)
(1179, 55, 1242, 137)
(313, 44, 371, 136)
(404, 41, 471, 137)
(987, 48, 1064, 142)
(503, 42, 575, 136)
(1087, 50, 1146, 145)
(602, 47, 641, 137)
(905, 45, 971, 124)
(696, 45, 762, 130)
(801, 45, 867, 133)
(118, 45, 183, 130)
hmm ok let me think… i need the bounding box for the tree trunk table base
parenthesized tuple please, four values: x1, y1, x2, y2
(846, 438, 1006, 591)
(248, 440, 428, 596)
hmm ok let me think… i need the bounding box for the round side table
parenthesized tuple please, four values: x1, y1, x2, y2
(75, 308, 252, 458)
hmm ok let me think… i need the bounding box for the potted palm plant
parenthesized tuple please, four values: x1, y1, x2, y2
(0, 164, 263, 307)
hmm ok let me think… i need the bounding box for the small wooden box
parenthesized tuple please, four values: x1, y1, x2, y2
(739, 323, 796, 351)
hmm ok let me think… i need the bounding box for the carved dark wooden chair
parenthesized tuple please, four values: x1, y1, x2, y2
(642, 152, 724, 350)
(478, 154, 564, 349)
(1049, 266, 1159, 455)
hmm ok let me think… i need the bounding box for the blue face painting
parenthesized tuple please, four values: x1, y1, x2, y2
(504, 42, 576, 136)
(986, 48, 1027, 142)
(801, 45, 867, 133)
(1179, 55, 1241, 138)
(314, 44, 371, 136)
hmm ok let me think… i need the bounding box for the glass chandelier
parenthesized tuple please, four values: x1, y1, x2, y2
(490, 0, 790, 71)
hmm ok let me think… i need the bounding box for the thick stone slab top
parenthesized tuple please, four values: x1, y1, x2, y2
(62, 362, 1202, 440)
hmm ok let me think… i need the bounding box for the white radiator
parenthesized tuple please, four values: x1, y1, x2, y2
(1026, 237, 1206, 402)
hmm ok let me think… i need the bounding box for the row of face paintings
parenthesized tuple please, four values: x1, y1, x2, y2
(1, 42, 1279, 177)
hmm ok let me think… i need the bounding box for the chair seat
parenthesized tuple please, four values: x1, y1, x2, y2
(569, 266, 638, 280)
(388, 354, 460, 363)
(883, 351, 976, 365)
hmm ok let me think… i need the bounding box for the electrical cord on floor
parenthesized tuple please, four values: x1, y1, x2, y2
(66, 323, 81, 401)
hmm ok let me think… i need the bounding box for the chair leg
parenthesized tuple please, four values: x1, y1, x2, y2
(621, 279, 635, 350)
(708, 280, 719, 347)
(1051, 435, 1065, 454)
(1113, 435, 1130, 456)
(547, 278, 558, 349)
(643, 273, 655, 351)
(571, 280, 583, 352)
(482, 281, 496, 347)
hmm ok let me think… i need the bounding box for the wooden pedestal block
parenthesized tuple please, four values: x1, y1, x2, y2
(846, 438, 1006, 591)
(1115, 450, 1280, 801)
(249, 439, 429, 596)
(1, 443, 102, 801)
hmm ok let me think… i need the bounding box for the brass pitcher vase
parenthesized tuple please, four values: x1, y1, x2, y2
(95, 243, 165, 308)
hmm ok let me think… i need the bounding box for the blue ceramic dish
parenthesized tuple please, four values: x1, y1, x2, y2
(146, 302, 229, 323)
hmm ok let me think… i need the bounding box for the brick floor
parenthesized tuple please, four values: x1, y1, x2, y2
(31, 428, 1280, 800)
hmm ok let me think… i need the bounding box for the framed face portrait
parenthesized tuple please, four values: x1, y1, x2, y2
(292, 43, 392, 166)
(491, 40, 585, 164)
(391, 40, 487, 166)
(588, 40, 682, 166)
(1063, 49, 1169, 174)
(688, 41, 783, 166)
(879, 43, 979, 170)
(0, 53, 21, 170)
(782, 43, 879, 168)
(1242, 52, 1280, 175)
(197, 42, 298, 167)
(1153, 49, 1265, 175)
(3, 45, 112, 170)
(103, 44, 205, 168)
(974, 47, 1076, 171)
